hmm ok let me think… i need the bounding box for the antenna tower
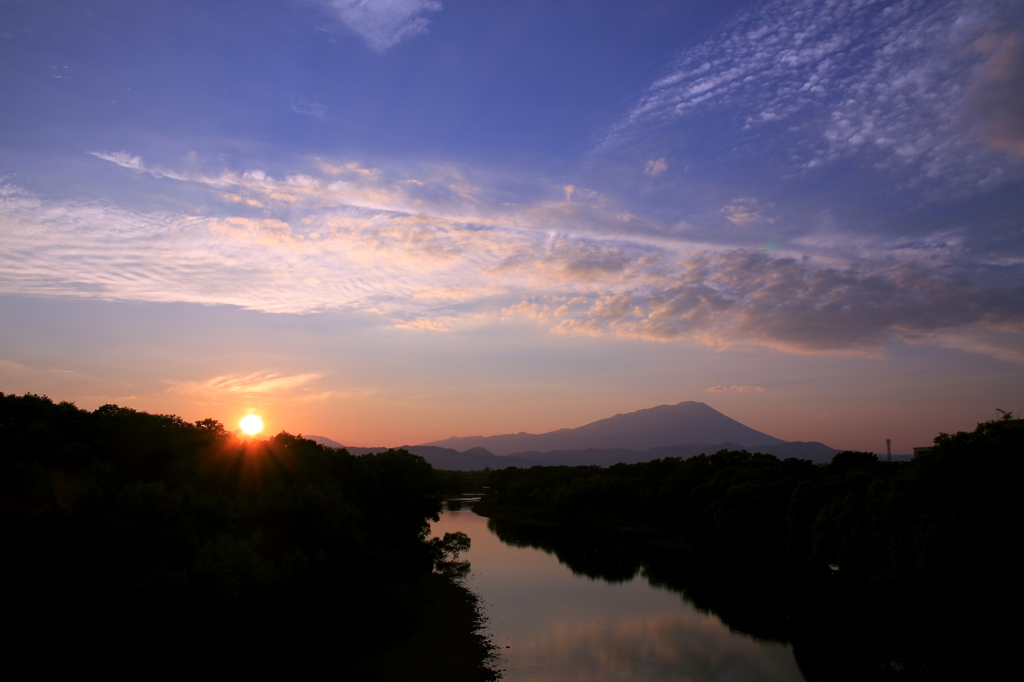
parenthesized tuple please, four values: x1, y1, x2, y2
(886, 439, 892, 463)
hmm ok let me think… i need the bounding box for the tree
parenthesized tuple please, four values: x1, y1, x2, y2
(429, 531, 472, 578)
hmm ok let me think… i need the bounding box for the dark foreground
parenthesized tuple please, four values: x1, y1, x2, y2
(0, 392, 498, 679)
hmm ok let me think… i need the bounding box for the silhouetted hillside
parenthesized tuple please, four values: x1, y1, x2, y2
(506, 441, 838, 466)
(424, 401, 786, 455)
(305, 434, 345, 448)
(323, 441, 837, 471)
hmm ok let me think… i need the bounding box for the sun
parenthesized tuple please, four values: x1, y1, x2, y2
(239, 414, 264, 436)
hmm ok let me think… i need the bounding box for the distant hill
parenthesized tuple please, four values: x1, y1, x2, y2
(423, 401, 786, 456)
(305, 435, 345, 449)
(324, 444, 538, 470)
(312, 442, 837, 470)
(505, 441, 838, 466)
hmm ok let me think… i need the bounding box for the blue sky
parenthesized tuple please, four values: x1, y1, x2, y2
(2, 0, 1022, 450)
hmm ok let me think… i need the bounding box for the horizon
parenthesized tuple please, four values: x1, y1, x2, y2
(2, 0, 1022, 453)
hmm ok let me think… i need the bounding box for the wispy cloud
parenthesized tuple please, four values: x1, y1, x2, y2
(168, 372, 324, 399)
(317, 0, 442, 52)
(292, 99, 327, 119)
(92, 151, 144, 171)
(3, 152, 1021, 362)
(202, 372, 321, 394)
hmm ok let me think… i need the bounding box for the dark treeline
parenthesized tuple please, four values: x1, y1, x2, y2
(477, 419, 1022, 679)
(0, 393, 497, 679)
(436, 469, 492, 498)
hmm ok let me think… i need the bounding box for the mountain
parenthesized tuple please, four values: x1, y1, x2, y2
(423, 401, 786, 456)
(307, 404, 839, 469)
(305, 435, 346, 449)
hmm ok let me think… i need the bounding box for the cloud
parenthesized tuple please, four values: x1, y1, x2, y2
(607, 0, 1024, 194)
(317, 0, 442, 52)
(965, 24, 1024, 157)
(707, 385, 764, 393)
(644, 158, 668, 176)
(209, 372, 321, 393)
(393, 317, 452, 331)
(4, 152, 1022, 362)
(170, 372, 323, 397)
(292, 100, 327, 119)
(503, 251, 1024, 353)
(317, 159, 381, 179)
(91, 151, 144, 171)
(720, 198, 771, 226)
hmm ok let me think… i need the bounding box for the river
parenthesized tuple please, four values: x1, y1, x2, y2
(432, 503, 806, 681)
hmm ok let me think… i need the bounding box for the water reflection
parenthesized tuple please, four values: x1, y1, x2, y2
(485, 517, 797, 646)
(513, 614, 801, 681)
(432, 506, 805, 682)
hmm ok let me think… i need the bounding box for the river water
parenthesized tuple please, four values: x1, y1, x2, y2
(432, 505, 806, 681)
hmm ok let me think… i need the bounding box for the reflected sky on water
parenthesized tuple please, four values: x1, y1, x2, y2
(432, 507, 805, 681)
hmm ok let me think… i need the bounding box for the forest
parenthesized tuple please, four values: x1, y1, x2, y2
(0, 392, 496, 679)
(476, 417, 1023, 678)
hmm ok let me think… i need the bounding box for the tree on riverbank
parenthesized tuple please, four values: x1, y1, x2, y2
(0, 392, 498, 679)
(479, 418, 1021, 585)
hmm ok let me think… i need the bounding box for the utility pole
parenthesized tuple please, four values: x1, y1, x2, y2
(886, 439, 892, 463)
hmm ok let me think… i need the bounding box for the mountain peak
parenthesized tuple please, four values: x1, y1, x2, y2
(422, 401, 784, 456)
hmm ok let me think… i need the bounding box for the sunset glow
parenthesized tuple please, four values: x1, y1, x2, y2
(1, 0, 1021, 453)
(239, 414, 264, 437)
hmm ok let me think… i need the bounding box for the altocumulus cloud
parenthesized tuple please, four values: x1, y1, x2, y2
(1, 154, 1021, 361)
(608, 0, 1024, 194)
(317, 0, 442, 52)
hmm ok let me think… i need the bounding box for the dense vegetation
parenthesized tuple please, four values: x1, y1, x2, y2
(436, 469, 492, 498)
(478, 418, 1023, 678)
(480, 419, 1021, 583)
(0, 392, 496, 678)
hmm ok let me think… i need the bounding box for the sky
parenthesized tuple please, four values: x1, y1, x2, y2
(1, 0, 1022, 452)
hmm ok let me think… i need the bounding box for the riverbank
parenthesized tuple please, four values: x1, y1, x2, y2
(378, 572, 500, 682)
(473, 498, 695, 551)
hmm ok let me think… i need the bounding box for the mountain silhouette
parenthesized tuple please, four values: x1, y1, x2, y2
(423, 401, 786, 456)
(305, 435, 345, 449)
(307, 404, 839, 469)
